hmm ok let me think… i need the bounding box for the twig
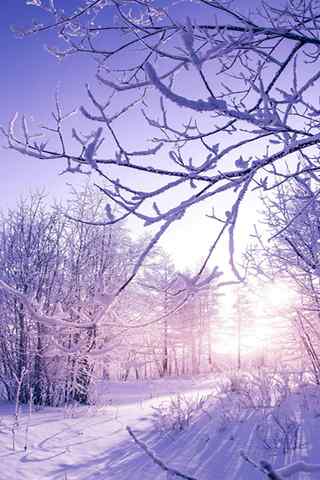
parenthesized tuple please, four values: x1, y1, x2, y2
(241, 451, 284, 479)
(126, 426, 198, 480)
(241, 451, 320, 478)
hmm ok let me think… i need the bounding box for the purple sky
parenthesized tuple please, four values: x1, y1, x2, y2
(1, 1, 97, 208)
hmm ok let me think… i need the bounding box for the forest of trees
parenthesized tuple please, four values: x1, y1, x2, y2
(1, 0, 320, 416)
(0, 188, 222, 406)
(2, 183, 320, 409)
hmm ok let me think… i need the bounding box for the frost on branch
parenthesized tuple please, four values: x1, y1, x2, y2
(84, 127, 104, 169)
(7, 0, 320, 285)
(127, 426, 198, 480)
(145, 62, 228, 112)
(241, 451, 320, 478)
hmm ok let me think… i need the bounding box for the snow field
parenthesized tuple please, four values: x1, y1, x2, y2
(1, 374, 320, 480)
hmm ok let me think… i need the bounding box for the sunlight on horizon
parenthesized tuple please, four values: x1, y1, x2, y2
(213, 281, 296, 358)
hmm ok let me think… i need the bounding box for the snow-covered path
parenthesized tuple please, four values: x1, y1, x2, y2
(0, 377, 213, 480)
(1, 377, 319, 479)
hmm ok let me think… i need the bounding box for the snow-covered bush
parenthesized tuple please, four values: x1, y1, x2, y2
(256, 404, 302, 454)
(215, 394, 244, 432)
(297, 383, 320, 418)
(213, 370, 300, 437)
(217, 370, 294, 409)
(151, 393, 209, 433)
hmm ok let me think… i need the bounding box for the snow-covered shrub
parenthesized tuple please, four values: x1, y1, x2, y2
(218, 370, 294, 409)
(250, 372, 318, 454)
(272, 407, 301, 454)
(256, 403, 302, 454)
(151, 393, 209, 433)
(213, 369, 298, 435)
(216, 371, 317, 454)
(297, 383, 320, 417)
(215, 393, 245, 432)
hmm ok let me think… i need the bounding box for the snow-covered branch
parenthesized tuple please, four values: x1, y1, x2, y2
(6, 0, 320, 283)
(241, 451, 320, 478)
(127, 426, 198, 480)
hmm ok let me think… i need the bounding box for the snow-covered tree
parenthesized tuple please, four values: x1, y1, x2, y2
(0, 188, 144, 404)
(5, 0, 320, 283)
(0, 193, 66, 403)
(247, 177, 320, 381)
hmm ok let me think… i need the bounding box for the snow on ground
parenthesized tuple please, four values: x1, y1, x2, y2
(1, 375, 320, 479)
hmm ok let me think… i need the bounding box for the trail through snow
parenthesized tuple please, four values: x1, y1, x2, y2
(1, 376, 319, 479)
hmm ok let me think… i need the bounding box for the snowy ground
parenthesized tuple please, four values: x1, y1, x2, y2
(1, 375, 320, 479)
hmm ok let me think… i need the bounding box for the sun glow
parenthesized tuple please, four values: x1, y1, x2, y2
(214, 281, 295, 359)
(214, 323, 274, 356)
(259, 282, 295, 309)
